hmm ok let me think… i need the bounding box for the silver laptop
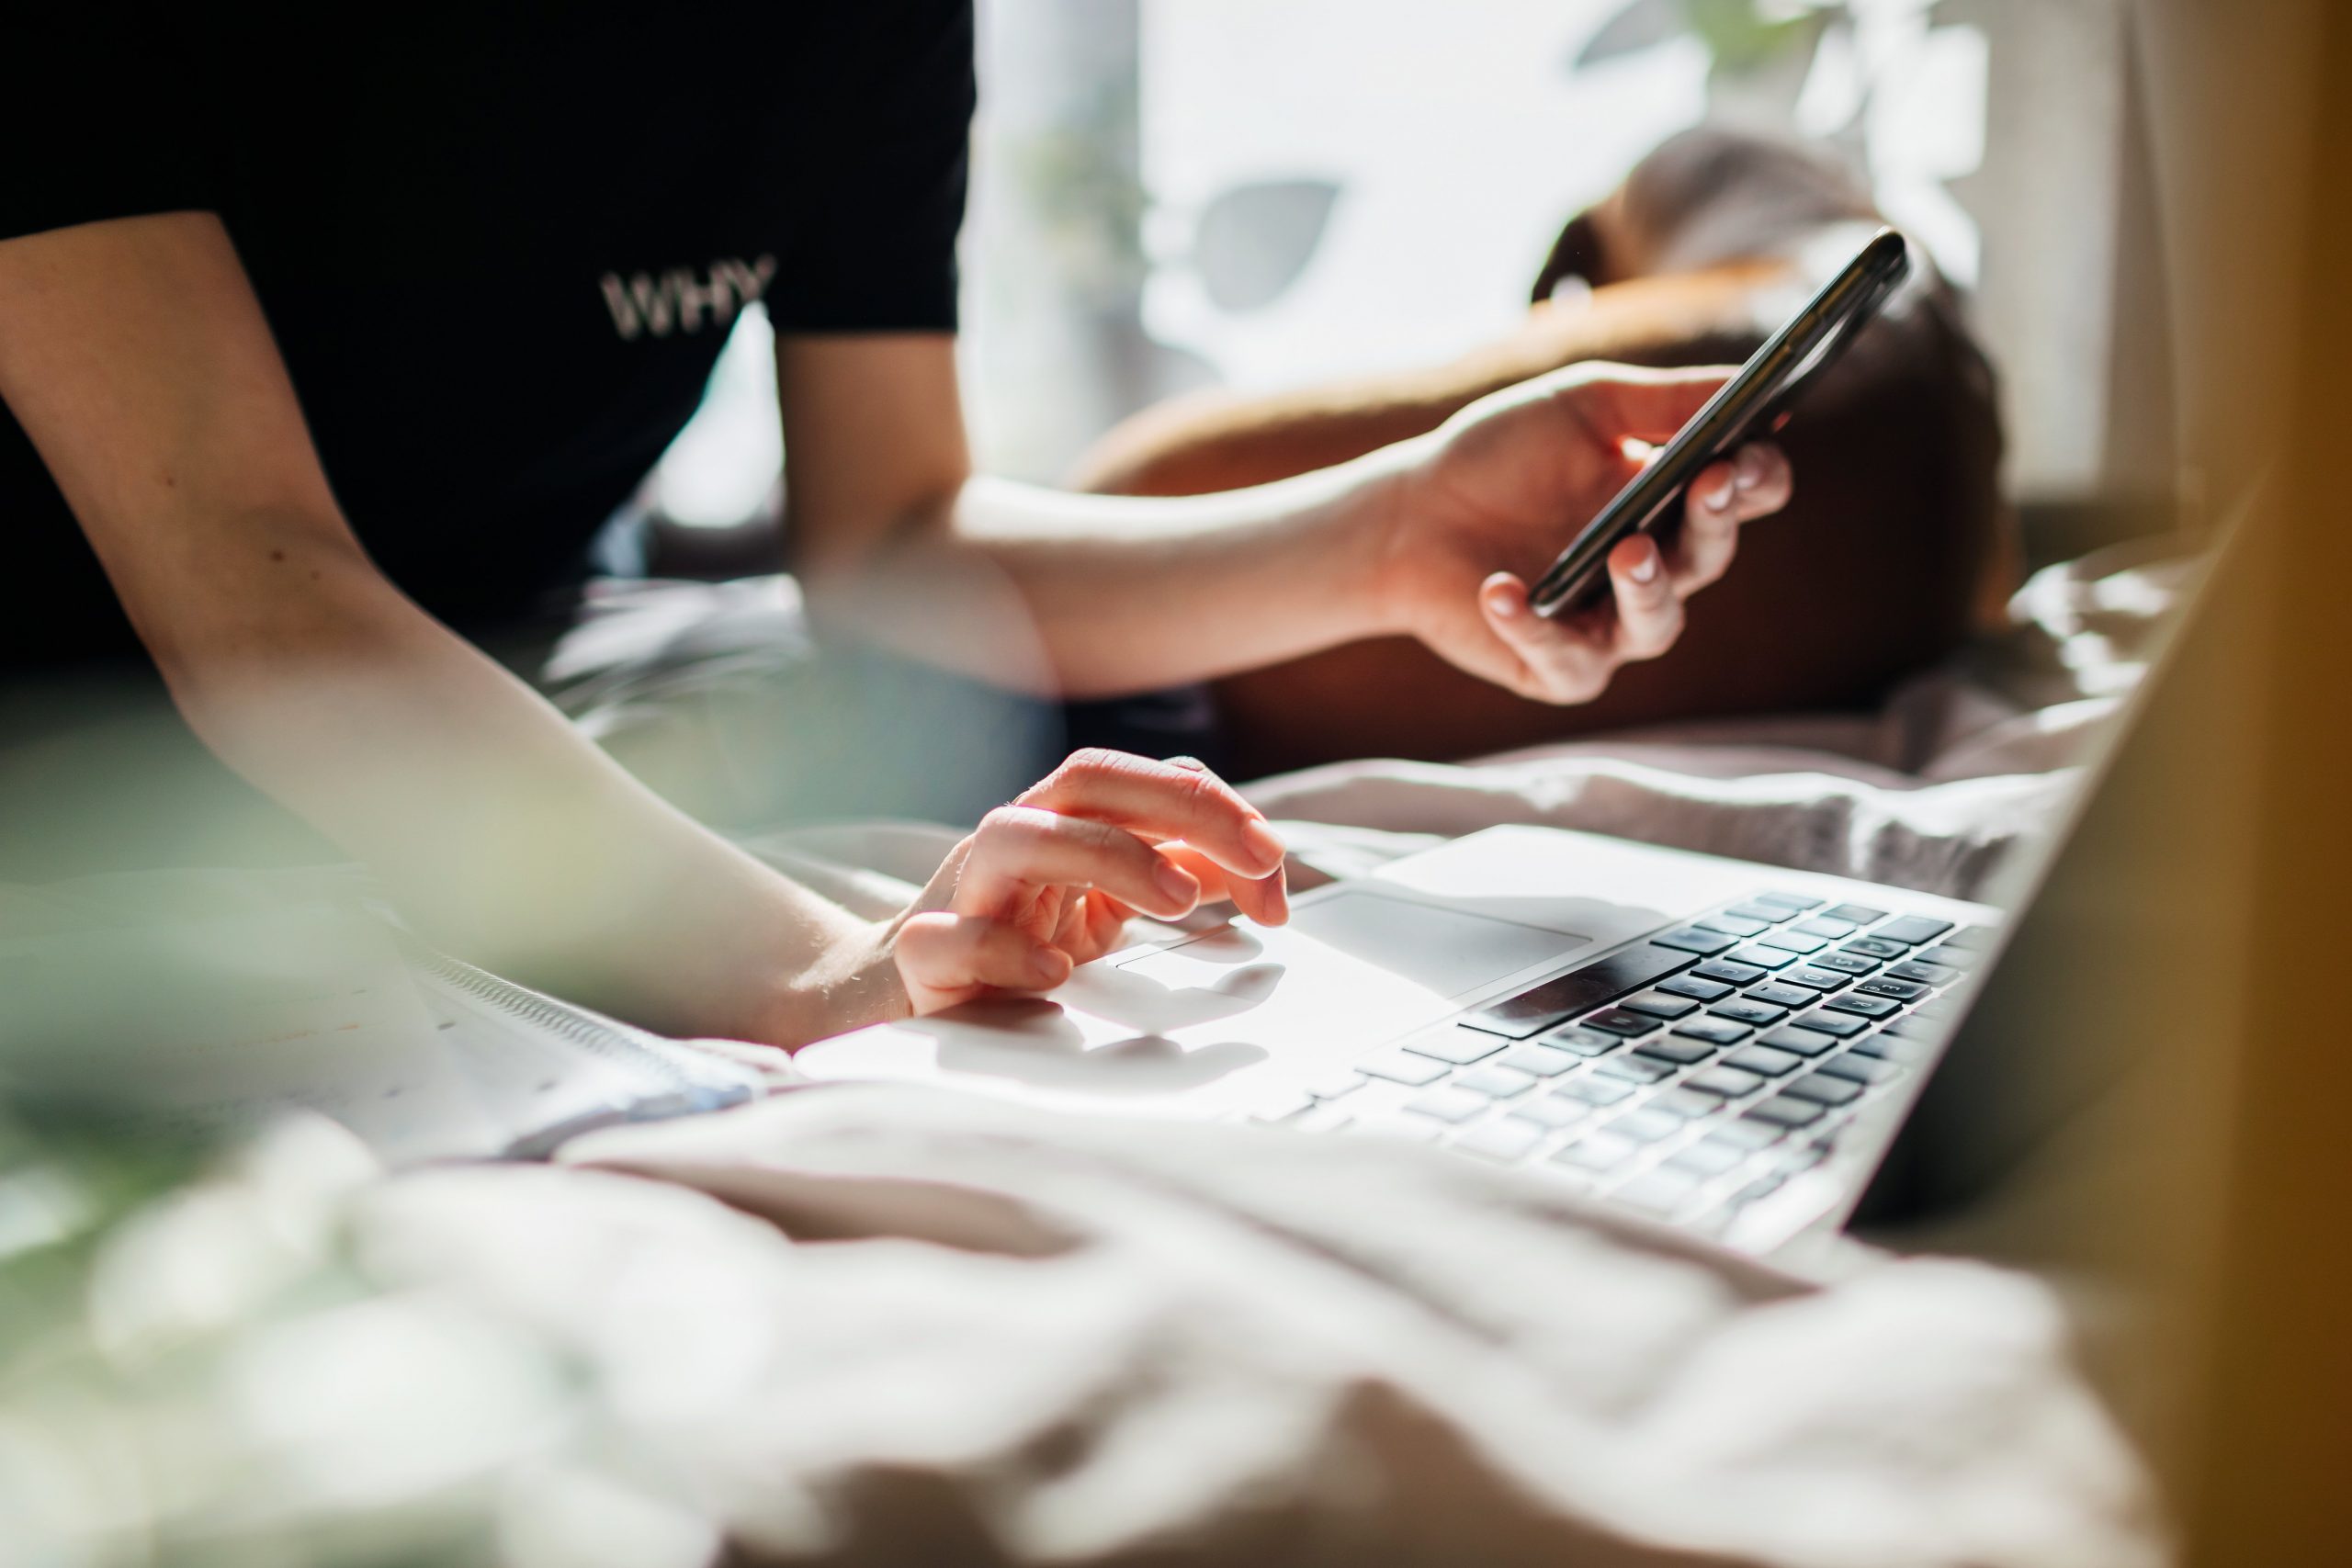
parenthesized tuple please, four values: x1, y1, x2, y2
(800, 544, 2217, 1260)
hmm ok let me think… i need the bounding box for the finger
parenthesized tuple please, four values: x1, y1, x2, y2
(1728, 441, 1793, 519)
(1668, 457, 1744, 591)
(895, 911, 1070, 1010)
(1604, 535, 1685, 661)
(964, 805, 1202, 921)
(1563, 363, 1738, 446)
(1478, 571, 1614, 705)
(1019, 749, 1286, 878)
(1057, 889, 1137, 961)
(1160, 840, 1290, 927)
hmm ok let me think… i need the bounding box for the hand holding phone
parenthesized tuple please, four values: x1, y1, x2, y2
(1528, 228, 1911, 618)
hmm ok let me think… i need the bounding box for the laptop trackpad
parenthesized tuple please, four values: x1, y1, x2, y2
(1122, 890, 1585, 999)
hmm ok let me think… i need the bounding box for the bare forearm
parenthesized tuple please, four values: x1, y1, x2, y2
(803, 446, 1421, 699)
(152, 528, 886, 1041)
(1070, 270, 1780, 498)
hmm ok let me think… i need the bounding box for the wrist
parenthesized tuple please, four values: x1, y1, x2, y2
(760, 913, 912, 1048)
(1343, 434, 1438, 640)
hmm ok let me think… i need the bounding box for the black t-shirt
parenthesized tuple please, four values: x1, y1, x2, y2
(0, 1, 974, 675)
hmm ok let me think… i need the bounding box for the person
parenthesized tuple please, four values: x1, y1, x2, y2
(0, 3, 1790, 1050)
(1075, 128, 2011, 776)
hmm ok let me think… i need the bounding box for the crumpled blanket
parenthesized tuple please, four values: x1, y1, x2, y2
(330, 1087, 2162, 1567)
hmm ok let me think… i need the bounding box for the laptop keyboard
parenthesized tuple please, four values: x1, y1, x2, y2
(1250, 892, 1984, 1230)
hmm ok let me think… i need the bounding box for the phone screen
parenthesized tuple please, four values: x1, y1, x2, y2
(1527, 228, 1912, 618)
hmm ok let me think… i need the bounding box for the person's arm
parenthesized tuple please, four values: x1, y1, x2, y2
(775, 333, 1792, 706)
(0, 214, 1282, 1044)
(1067, 267, 1783, 499)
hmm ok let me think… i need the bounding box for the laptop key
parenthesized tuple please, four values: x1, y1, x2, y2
(1724, 901, 1797, 925)
(1582, 1009, 1661, 1038)
(1793, 916, 1860, 941)
(1405, 1031, 1510, 1066)
(1457, 1066, 1538, 1100)
(1745, 982, 1815, 1010)
(1760, 1026, 1838, 1057)
(1756, 931, 1827, 956)
(1746, 1095, 1827, 1129)
(1922, 944, 1982, 970)
(1791, 1009, 1870, 1038)
(1782, 1073, 1866, 1108)
(1807, 952, 1880, 977)
(1728, 944, 1798, 971)
(1635, 1037, 1715, 1067)
(1752, 893, 1825, 911)
(1306, 1073, 1367, 1100)
(1405, 1087, 1489, 1124)
(1610, 1108, 1683, 1144)
(1669, 1136, 1754, 1178)
(1842, 937, 1910, 961)
(1540, 1028, 1623, 1057)
(1939, 926, 1994, 952)
(1498, 1044, 1579, 1078)
(1697, 914, 1771, 939)
(1510, 1095, 1591, 1130)
(1875, 916, 1955, 946)
(1816, 1053, 1905, 1086)
(1597, 1053, 1672, 1085)
(1714, 1114, 1788, 1149)
(1294, 1104, 1355, 1134)
(1553, 1131, 1639, 1172)
(1854, 977, 1931, 1002)
(1558, 1076, 1634, 1107)
(1673, 1017, 1754, 1046)
(1724, 1043, 1805, 1077)
(1620, 991, 1702, 1021)
(1710, 998, 1789, 1028)
(1356, 1050, 1451, 1088)
(1886, 960, 1958, 986)
(1459, 943, 1696, 1039)
(1658, 974, 1736, 1003)
(1454, 1119, 1544, 1164)
(1854, 1033, 1933, 1066)
(1650, 1087, 1724, 1121)
(1823, 993, 1900, 1021)
(1824, 903, 1888, 925)
(1693, 959, 1770, 987)
(1778, 966, 1852, 992)
(1653, 927, 1738, 956)
(1686, 1065, 1768, 1099)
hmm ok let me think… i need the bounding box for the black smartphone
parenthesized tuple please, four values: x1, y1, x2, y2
(1527, 227, 1912, 618)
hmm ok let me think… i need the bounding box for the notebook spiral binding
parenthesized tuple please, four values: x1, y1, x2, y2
(396, 932, 756, 1105)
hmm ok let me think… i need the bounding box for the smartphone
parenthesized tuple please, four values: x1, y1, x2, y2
(1527, 227, 1912, 618)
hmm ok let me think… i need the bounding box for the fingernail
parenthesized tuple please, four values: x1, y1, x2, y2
(1629, 550, 1660, 584)
(1704, 474, 1738, 511)
(1735, 446, 1766, 491)
(1167, 754, 1207, 772)
(1488, 588, 1522, 620)
(1241, 817, 1287, 874)
(1155, 856, 1198, 906)
(1030, 947, 1070, 985)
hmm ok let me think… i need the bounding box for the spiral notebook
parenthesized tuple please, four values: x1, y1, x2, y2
(401, 934, 766, 1160)
(0, 893, 763, 1167)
